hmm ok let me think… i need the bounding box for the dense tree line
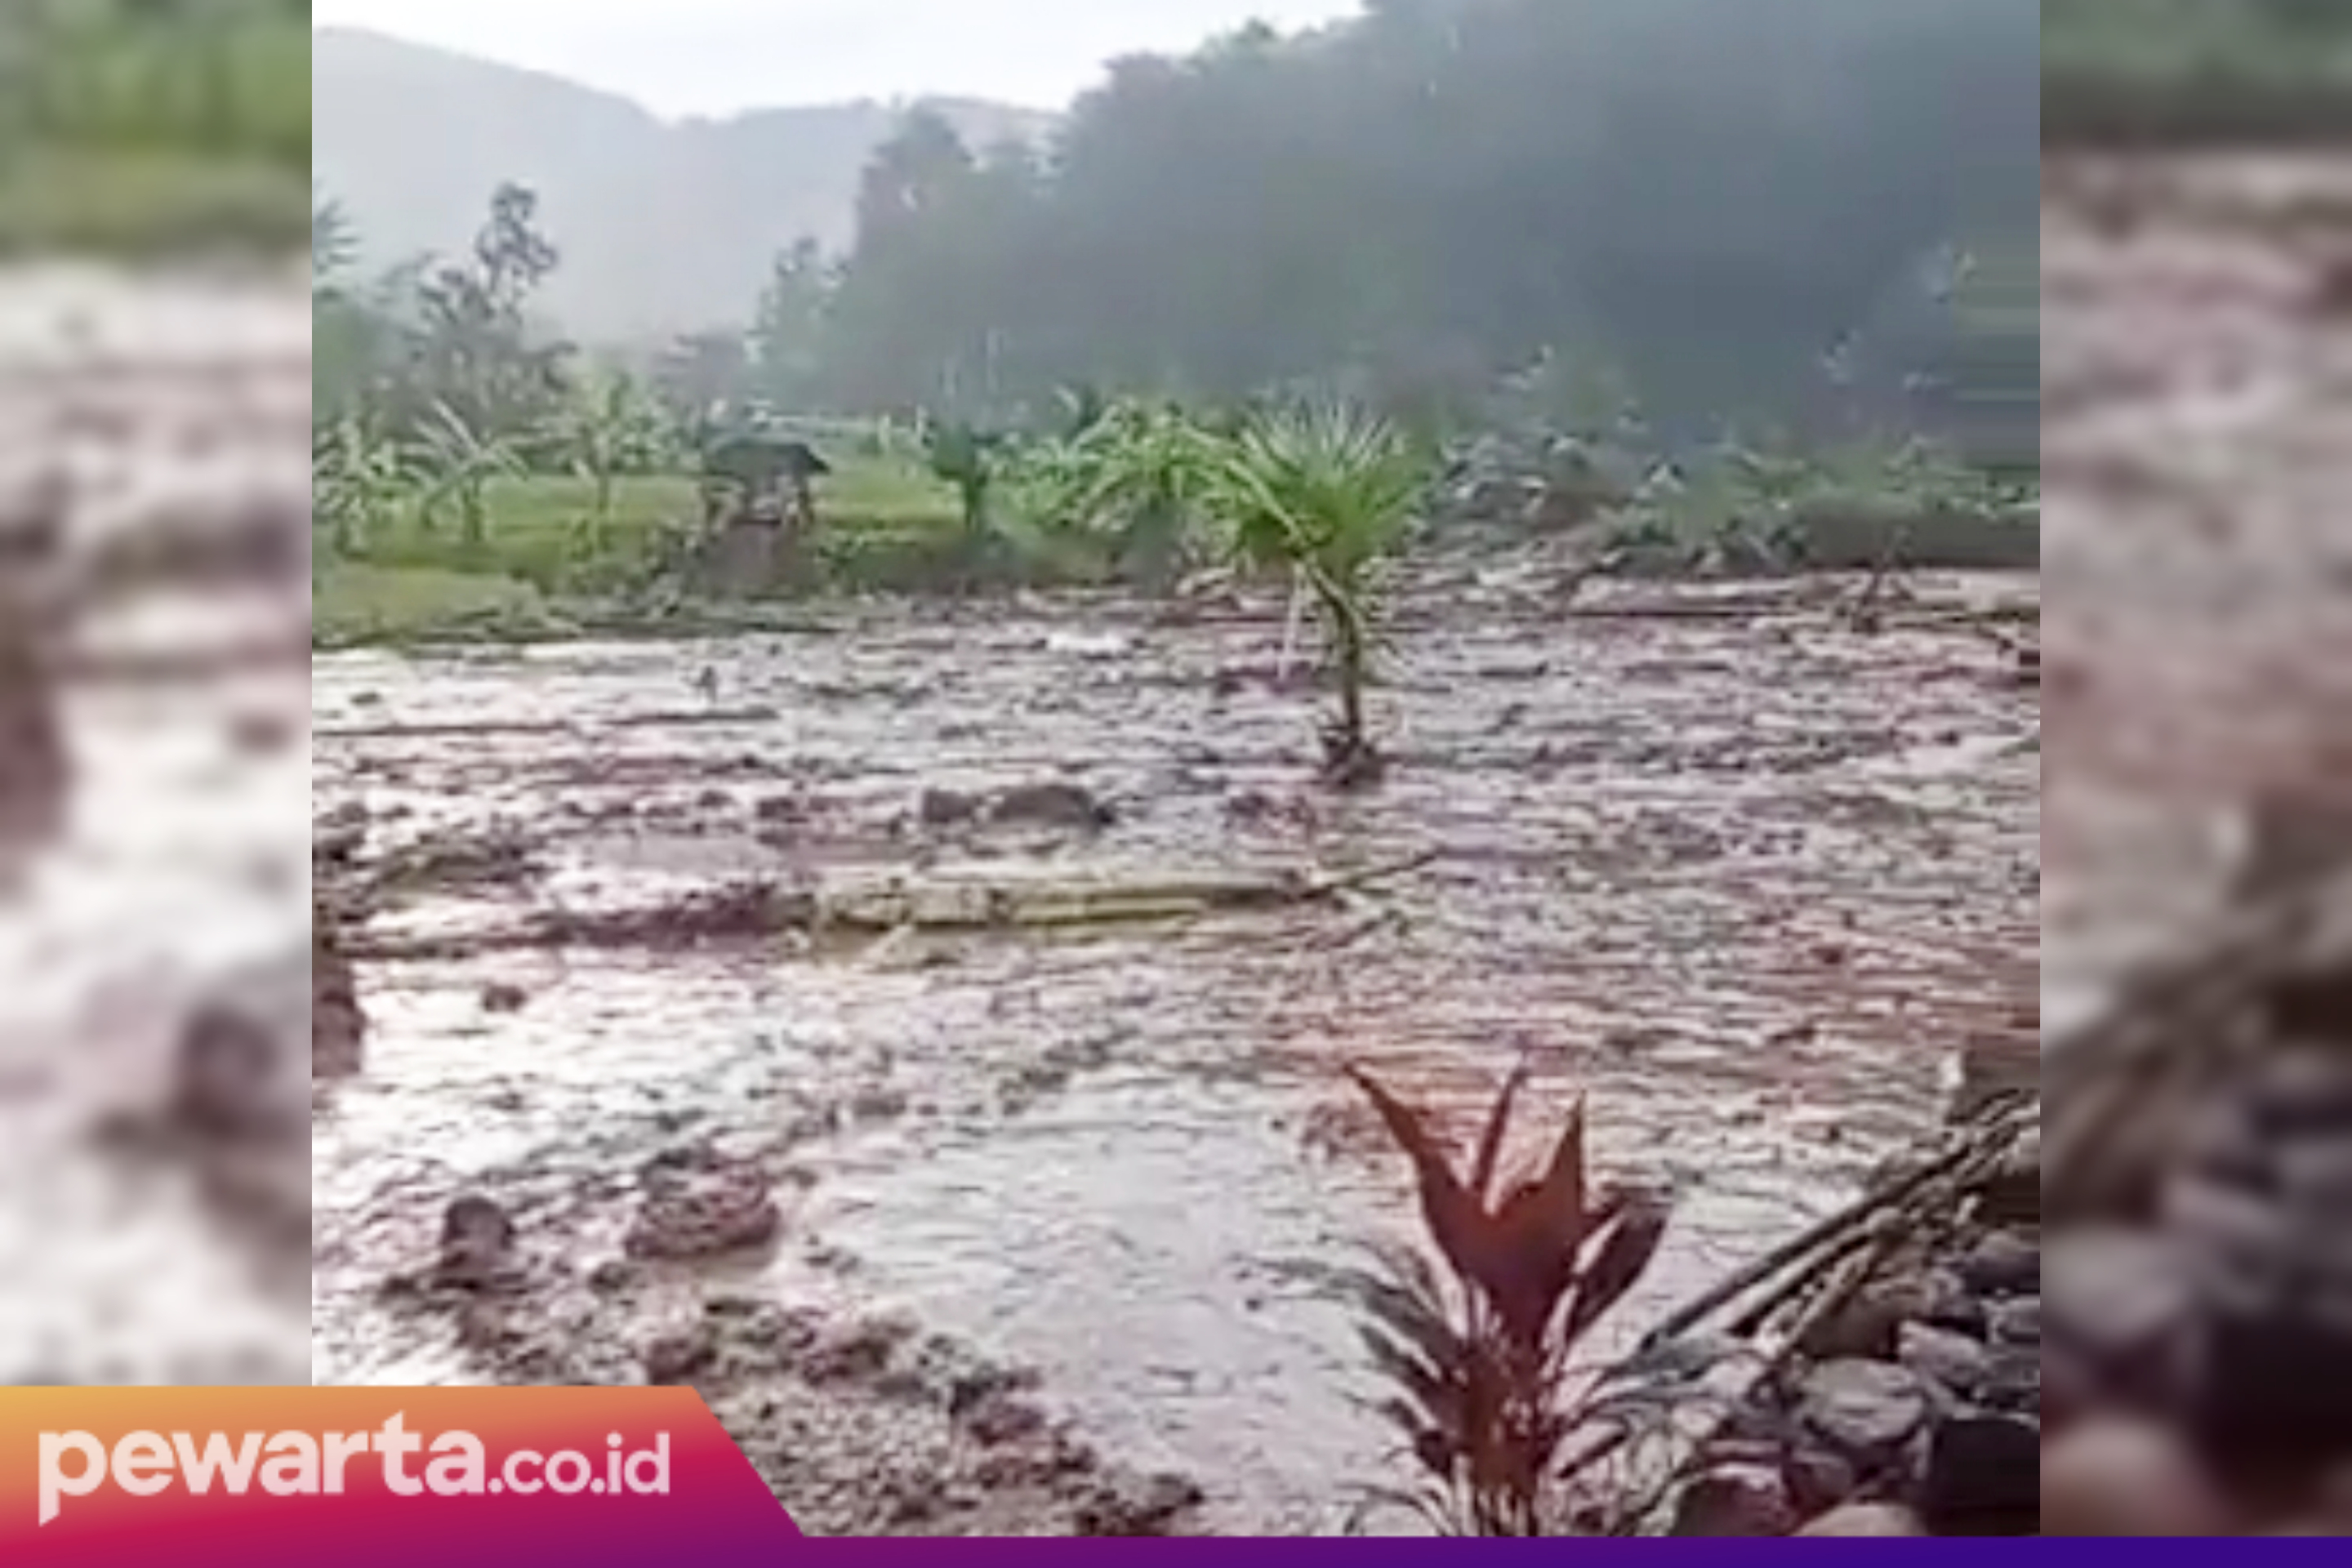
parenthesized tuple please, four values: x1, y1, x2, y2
(795, 0, 2037, 443)
(320, 0, 2036, 457)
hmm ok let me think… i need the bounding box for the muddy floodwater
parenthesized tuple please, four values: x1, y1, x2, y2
(312, 569, 2035, 1533)
(2045, 154, 2352, 1015)
(1, 268, 309, 1383)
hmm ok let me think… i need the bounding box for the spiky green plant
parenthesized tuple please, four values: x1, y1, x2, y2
(1199, 402, 1432, 783)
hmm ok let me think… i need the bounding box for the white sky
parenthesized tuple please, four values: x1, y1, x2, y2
(312, 0, 1365, 116)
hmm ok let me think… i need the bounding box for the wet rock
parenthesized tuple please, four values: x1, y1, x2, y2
(642, 1325, 716, 1385)
(1804, 1274, 1944, 1361)
(1954, 1231, 2038, 1298)
(312, 900, 365, 1079)
(1071, 1472, 1203, 1536)
(1986, 1296, 2039, 1348)
(1798, 1503, 1924, 1536)
(1797, 1360, 1930, 1469)
(625, 1152, 783, 1263)
(582, 1260, 639, 1297)
(798, 1316, 918, 1386)
(1979, 1344, 2041, 1414)
(916, 786, 982, 829)
(434, 1195, 520, 1291)
(1898, 1321, 1993, 1402)
(960, 1392, 1050, 1448)
(1671, 1464, 1799, 1536)
(1783, 1445, 1859, 1517)
(173, 996, 293, 1143)
(986, 781, 1117, 832)
(2046, 1229, 2194, 1410)
(479, 982, 529, 1015)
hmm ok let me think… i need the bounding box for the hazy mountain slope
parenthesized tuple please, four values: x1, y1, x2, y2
(312, 28, 1053, 344)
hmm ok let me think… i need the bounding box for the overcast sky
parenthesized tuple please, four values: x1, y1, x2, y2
(312, 0, 1365, 116)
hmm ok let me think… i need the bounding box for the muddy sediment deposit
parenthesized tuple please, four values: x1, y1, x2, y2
(0, 267, 309, 1383)
(314, 554, 2035, 1530)
(2041, 156, 2352, 1530)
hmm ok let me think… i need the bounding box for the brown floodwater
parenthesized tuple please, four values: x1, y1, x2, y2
(2044, 154, 2352, 1022)
(0, 268, 309, 1383)
(312, 564, 2034, 1531)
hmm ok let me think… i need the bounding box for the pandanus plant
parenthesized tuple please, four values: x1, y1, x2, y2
(1202, 403, 1432, 786)
(1342, 1063, 1673, 1536)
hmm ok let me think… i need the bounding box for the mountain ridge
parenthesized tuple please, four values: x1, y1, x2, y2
(312, 27, 1055, 345)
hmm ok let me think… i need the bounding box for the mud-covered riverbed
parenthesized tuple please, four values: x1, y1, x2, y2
(312, 568, 2035, 1534)
(1, 267, 310, 1383)
(2045, 154, 2352, 1014)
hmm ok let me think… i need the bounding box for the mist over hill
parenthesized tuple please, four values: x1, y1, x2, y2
(312, 27, 1054, 345)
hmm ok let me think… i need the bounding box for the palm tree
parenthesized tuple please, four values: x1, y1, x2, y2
(1200, 402, 1432, 785)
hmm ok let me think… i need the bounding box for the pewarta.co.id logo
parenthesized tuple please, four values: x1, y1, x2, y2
(36, 1414, 670, 1525)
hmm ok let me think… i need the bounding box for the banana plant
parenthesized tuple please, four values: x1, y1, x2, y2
(539, 371, 674, 547)
(407, 401, 522, 547)
(311, 416, 413, 555)
(1020, 399, 1223, 592)
(924, 420, 1013, 540)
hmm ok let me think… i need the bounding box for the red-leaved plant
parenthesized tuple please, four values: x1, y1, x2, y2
(1340, 1062, 1673, 1535)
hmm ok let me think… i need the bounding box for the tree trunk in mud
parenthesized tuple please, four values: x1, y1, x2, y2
(1322, 601, 1379, 787)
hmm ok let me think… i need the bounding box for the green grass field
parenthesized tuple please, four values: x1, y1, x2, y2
(317, 457, 985, 645)
(0, 1, 309, 256)
(2045, 0, 2352, 146)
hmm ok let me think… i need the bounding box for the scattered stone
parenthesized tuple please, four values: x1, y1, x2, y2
(960, 1392, 1050, 1448)
(173, 997, 291, 1142)
(641, 1326, 715, 1385)
(1671, 1464, 1798, 1536)
(1072, 1472, 1202, 1536)
(1797, 1503, 1924, 1536)
(1898, 1321, 1993, 1402)
(1797, 1360, 1930, 1468)
(434, 1195, 519, 1291)
(987, 781, 1117, 832)
(1986, 1296, 2040, 1348)
(916, 787, 982, 829)
(1805, 1275, 1940, 1361)
(2046, 1228, 2194, 1410)
(480, 982, 530, 1015)
(1954, 1231, 2038, 1298)
(586, 1259, 639, 1294)
(625, 1152, 783, 1263)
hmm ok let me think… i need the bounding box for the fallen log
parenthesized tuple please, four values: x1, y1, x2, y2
(335, 851, 1443, 962)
